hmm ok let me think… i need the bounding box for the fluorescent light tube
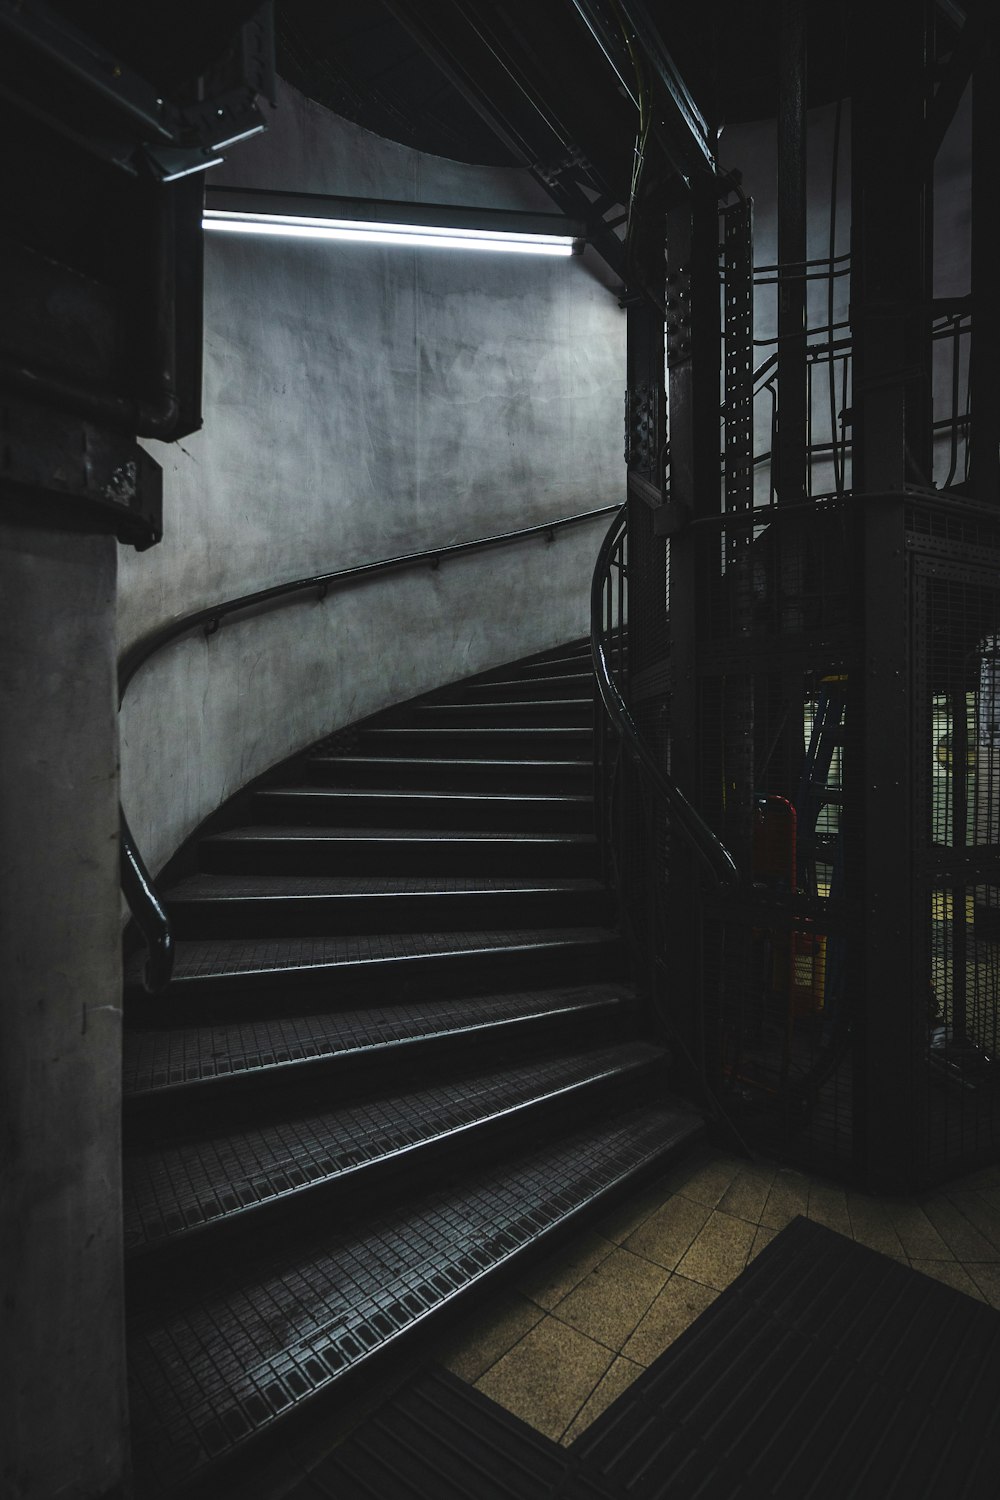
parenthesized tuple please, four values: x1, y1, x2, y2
(202, 209, 577, 256)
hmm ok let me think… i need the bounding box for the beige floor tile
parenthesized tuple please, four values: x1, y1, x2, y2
(908, 1259, 988, 1302)
(806, 1181, 853, 1237)
(946, 1190, 1000, 1255)
(759, 1169, 810, 1232)
(919, 1194, 998, 1262)
(517, 1230, 615, 1311)
(675, 1210, 757, 1291)
(559, 1356, 644, 1446)
(623, 1274, 719, 1366)
(435, 1289, 545, 1383)
(747, 1224, 778, 1263)
(882, 1200, 954, 1262)
(553, 1246, 670, 1352)
(669, 1153, 742, 1209)
(475, 1315, 614, 1442)
(622, 1194, 711, 1270)
(717, 1165, 775, 1225)
(594, 1174, 678, 1245)
(846, 1195, 906, 1259)
(965, 1262, 1000, 1308)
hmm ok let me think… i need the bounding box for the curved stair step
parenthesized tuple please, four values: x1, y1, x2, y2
(410, 698, 593, 726)
(357, 725, 593, 759)
(125, 926, 626, 1013)
(452, 670, 594, 700)
(123, 982, 636, 1105)
(163, 872, 611, 938)
(198, 825, 600, 877)
(122, 1042, 666, 1259)
(251, 786, 593, 832)
(126, 1101, 704, 1500)
(303, 755, 591, 792)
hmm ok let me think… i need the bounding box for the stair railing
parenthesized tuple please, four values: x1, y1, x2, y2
(120, 503, 621, 993)
(591, 503, 740, 1104)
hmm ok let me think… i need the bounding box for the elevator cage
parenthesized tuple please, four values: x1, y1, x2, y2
(616, 493, 1000, 1192)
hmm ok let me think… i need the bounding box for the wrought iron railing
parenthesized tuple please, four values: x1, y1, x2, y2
(120, 503, 620, 992)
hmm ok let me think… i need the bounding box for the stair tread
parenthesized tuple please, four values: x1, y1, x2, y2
(123, 982, 636, 1098)
(127, 1102, 704, 1497)
(413, 698, 592, 710)
(307, 756, 591, 771)
(136, 926, 620, 984)
(204, 825, 596, 843)
(123, 1042, 664, 1253)
(367, 726, 592, 735)
(167, 872, 606, 900)
(256, 788, 591, 804)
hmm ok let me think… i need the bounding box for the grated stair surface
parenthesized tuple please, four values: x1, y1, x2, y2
(127, 1103, 703, 1497)
(164, 873, 605, 900)
(123, 982, 635, 1099)
(201, 824, 596, 844)
(123, 1042, 664, 1254)
(130, 926, 620, 986)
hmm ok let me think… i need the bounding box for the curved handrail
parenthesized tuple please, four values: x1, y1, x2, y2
(590, 506, 739, 891)
(120, 501, 620, 991)
(119, 504, 619, 701)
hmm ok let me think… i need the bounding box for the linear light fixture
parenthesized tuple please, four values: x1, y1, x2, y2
(202, 188, 585, 258)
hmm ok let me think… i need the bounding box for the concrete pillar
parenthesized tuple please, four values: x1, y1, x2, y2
(0, 523, 127, 1500)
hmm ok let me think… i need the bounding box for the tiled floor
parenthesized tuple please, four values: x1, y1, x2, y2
(432, 1144, 1000, 1447)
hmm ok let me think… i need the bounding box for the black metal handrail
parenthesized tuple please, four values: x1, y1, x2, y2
(120, 502, 620, 992)
(590, 506, 739, 891)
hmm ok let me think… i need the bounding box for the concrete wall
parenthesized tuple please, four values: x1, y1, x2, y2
(120, 80, 625, 875)
(0, 527, 127, 1500)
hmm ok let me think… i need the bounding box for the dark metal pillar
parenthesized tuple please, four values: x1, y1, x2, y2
(850, 0, 933, 1190)
(969, 26, 1000, 504)
(776, 0, 807, 507)
(665, 173, 723, 1082)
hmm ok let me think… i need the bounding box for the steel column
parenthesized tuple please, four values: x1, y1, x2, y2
(776, 0, 807, 507)
(969, 26, 1000, 504)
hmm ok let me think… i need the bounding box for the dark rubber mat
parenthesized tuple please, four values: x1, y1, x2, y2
(123, 982, 634, 1099)
(309, 1217, 1000, 1500)
(127, 1103, 702, 1496)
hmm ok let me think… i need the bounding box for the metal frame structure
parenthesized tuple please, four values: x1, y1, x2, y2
(588, 0, 1000, 1190)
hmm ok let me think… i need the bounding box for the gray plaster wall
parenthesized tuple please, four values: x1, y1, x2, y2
(120, 79, 625, 876)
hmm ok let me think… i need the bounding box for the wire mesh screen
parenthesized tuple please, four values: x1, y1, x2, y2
(912, 500, 1000, 1178)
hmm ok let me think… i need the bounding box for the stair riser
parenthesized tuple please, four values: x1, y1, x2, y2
(304, 759, 591, 794)
(124, 1057, 665, 1277)
(357, 728, 592, 759)
(504, 651, 622, 679)
(199, 837, 600, 878)
(167, 887, 612, 939)
(452, 674, 594, 702)
(127, 939, 628, 1020)
(250, 790, 592, 833)
(411, 702, 592, 727)
(123, 997, 634, 1130)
